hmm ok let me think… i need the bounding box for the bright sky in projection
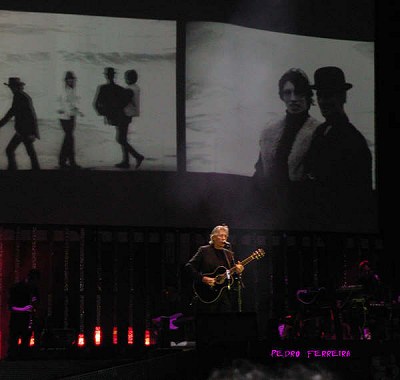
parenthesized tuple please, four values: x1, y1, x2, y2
(0, 11, 176, 170)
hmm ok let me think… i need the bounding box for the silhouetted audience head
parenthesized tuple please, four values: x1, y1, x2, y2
(276, 363, 337, 380)
(207, 359, 337, 380)
(208, 359, 269, 380)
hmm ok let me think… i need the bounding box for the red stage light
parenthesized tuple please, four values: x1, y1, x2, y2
(77, 333, 85, 347)
(144, 329, 151, 346)
(113, 327, 118, 345)
(127, 327, 134, 345)
(29, 332, 35, 347)
(94, 326, 102, 346)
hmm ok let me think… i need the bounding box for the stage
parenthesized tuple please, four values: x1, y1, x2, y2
(0, 339, 398, 380)
(0, 346, 197, 380)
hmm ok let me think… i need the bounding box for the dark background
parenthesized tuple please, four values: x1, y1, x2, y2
(0, 0, 399, 369)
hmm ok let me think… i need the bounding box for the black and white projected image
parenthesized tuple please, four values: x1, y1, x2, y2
(186, 22, 376, 232)
(0, 11, 177, 171)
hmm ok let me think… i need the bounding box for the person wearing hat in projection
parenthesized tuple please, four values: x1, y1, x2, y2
(57, 71, 84, 169)
(93, 67, 144, 169)
(302, 66, 373, 228)
(0, 77, 40, 170)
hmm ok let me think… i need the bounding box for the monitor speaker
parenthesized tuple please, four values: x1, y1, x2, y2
(195, 312, 258, 348)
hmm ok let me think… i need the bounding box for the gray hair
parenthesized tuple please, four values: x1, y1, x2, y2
(209, 225, 229, 244)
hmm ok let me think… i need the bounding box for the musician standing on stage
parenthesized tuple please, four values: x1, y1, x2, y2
(185, 225, 244, 313)
(7, 269, 40, 360)
(354, 260, 385, 340)
(356, 260, 384, 303)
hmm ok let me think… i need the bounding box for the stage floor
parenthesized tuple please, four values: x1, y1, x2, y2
(0, 347, 199, 380)
(0, 340, 398, 380)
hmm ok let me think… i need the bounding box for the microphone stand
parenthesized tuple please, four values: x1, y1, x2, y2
(235, 273, 245, 312)
(224, 243, 245, 312)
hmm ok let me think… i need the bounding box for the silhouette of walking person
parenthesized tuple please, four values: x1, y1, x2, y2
(123, 69, 144, 169)
(57, 71, 83, 169)
(0, 77, 40, 170)
(93, 67, 144, 169)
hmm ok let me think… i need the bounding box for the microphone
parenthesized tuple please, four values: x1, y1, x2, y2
(224, 241, 231, 249)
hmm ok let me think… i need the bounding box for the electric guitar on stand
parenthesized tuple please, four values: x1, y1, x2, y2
(193, 248, 266, 304)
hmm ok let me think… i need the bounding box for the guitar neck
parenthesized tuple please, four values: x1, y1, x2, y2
(228, 255, 255, 275)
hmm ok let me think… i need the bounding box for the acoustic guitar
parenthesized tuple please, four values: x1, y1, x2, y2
(193, 248, 265, 304)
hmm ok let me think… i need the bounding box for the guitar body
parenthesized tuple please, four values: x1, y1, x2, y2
(192, 248, 266, 304)
(193, 266, 234, 304)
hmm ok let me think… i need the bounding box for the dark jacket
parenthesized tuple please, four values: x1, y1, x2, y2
(185, 244, 235, 284)
(0, 91, 39, 138)
(303, 114, 372, 190)
(93, 83, 131, 125)
(300, 114, 374, 229)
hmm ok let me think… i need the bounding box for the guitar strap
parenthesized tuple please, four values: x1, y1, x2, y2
(223, 249, 234, 268)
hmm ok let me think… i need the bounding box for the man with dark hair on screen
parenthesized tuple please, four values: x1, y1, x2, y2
(93, 67, 143, 169)
(253, 68, 320, 227)
(302, 66, 373, 229)
(7, 269, 40, 360)
(0, 77, 40, 170)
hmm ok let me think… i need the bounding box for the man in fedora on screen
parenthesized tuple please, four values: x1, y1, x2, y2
(301, 66, 373, 229)
(0, 77, 40, 170)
